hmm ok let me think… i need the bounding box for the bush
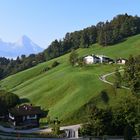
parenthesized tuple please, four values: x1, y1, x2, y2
(100, 90, 109, 104)
(42, 67, 50, 72)
(51, 61, 60, 68)
(135, 123, 140, 136)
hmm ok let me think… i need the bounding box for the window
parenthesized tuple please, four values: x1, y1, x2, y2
(27, 114, 37, 119)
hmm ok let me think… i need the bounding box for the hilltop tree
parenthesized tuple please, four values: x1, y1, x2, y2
(69, 49, 78, 66)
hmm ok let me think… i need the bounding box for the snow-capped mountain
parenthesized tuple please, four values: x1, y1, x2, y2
(0, 35, 43, 58)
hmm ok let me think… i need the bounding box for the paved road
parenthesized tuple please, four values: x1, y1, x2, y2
(0, 125, 52, 134)
(0, 124, 81, 139)
(99, 69, 130, 90)
(0, 124, 81, 133)
(0, 135, 67, 140)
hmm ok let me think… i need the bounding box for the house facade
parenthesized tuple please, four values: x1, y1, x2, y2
(83, 56, 94, 64)
(116, 58, 127, 64)
(93, 55, 101, 63)
(84, 54, 114, 64)
(9, 104, 44, 128)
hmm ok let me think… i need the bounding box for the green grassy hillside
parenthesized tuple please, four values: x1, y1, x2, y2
(0, 34, 140, 124)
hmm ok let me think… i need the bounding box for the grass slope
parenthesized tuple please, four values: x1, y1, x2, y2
(0, 34, 140, 123)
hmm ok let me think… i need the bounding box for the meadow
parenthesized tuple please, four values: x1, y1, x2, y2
(0, 34, 140, 124)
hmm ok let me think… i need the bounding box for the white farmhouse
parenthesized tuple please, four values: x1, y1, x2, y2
(84, 54, 114, 64)
(84, 55, 94, 64)
(96, 55, 112, 63)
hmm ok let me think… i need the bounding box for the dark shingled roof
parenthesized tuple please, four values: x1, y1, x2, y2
(93, 55, 100, 59)
(9, 104, 43, 116)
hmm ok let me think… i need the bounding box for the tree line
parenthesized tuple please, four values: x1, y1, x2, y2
(1, 14, 140, 80)
(44, 13, 140, 60)
(0, 53, 46, 80)
(80, 96, 140, 137)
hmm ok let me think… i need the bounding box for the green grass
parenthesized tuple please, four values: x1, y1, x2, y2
(78, 34, 140, 58)
(0, 34, 140, 124)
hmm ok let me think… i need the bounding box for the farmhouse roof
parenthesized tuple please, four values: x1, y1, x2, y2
(93, 55, 100, 59)
(9, 104, 43, 116)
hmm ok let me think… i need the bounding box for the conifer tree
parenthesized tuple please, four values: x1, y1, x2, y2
(114, 68, 122, 88)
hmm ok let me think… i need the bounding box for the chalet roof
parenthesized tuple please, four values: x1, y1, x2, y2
(92, 55, 100, 59)
(103, 57, 114, 60)
(9, 104, 43, 117)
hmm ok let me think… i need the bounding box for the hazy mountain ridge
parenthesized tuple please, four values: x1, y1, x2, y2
(0, 35, 43, 58)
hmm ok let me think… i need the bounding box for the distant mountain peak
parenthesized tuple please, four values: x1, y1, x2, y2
(16, 35, 33, 46)
(21, 35, 30, 39)
(0, 35, 44, 58)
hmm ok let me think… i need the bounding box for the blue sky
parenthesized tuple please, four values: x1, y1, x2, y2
(0, 0, 140, 48)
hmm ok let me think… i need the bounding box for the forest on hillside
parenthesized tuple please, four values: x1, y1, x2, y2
(44, 13, 140, 59)
(0, 14, 140, 80)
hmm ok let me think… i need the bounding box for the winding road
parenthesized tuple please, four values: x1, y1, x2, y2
(99, 69, 130, 90)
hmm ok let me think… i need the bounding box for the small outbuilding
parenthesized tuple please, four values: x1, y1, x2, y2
(116, 58, 127, 64)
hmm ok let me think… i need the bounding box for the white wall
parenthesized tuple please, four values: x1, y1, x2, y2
(84, 56, 94, 64)
(9, 113, 15, 120)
